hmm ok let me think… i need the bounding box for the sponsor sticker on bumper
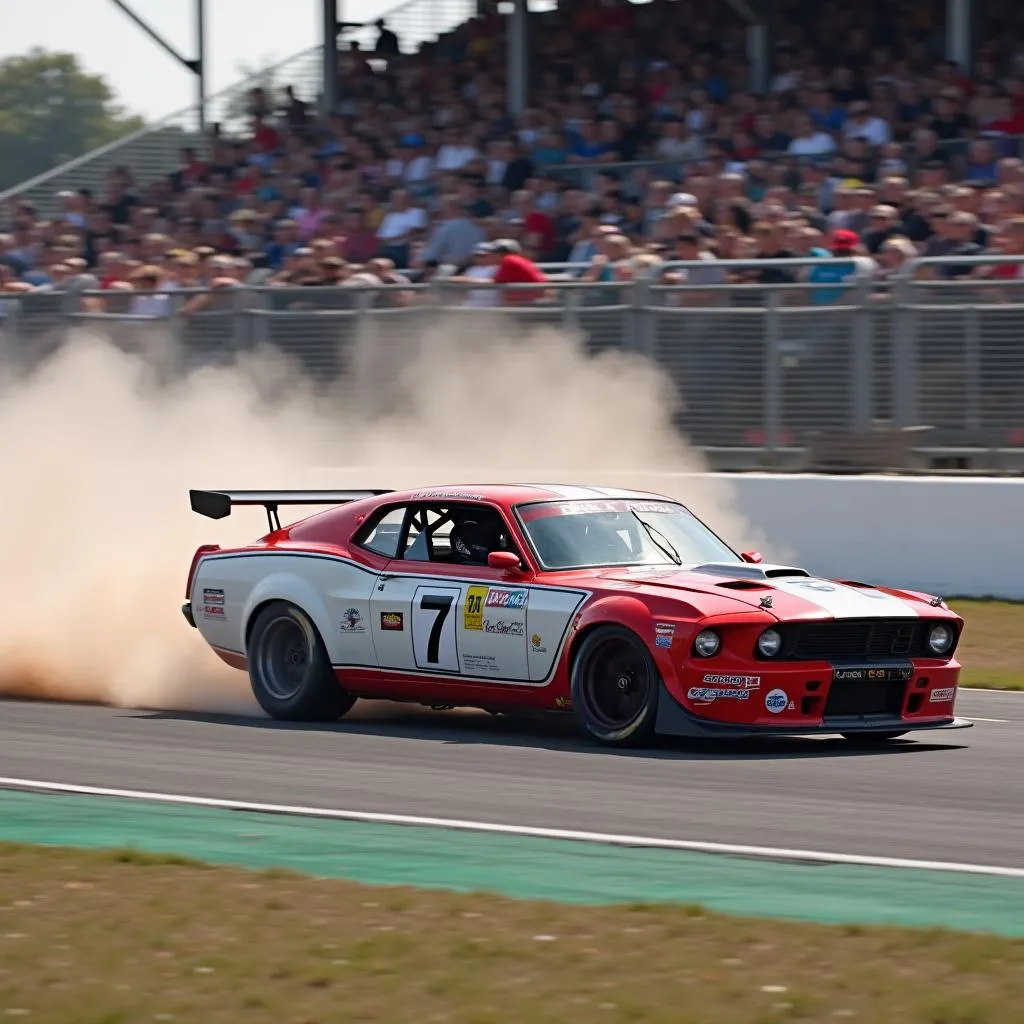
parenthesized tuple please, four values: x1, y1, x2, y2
(832, 665, 913, 682)
(688, 687, 750, 702)
(703, 674, 760, 689)
(930, 687, 956, 702)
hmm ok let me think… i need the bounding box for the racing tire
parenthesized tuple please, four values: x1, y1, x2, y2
(571, 625, 659, 747)
(840, 731, 908, 744)
(247, 601, 356, 722)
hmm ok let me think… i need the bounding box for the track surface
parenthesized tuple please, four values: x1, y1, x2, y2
(0, 691, 1021, 868)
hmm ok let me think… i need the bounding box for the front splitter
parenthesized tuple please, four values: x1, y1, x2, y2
(654, 684, 973, 739)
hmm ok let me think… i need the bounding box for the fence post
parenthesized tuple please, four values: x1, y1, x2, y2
(891, 267, 918, 428)
(631, 274, 656, 358)
(561, 286, 581, 335)
(0, 299, 22, 367)
(851, 279, 873, 432)
(963, 304, 981, 431)
(764, 290, 782, 453)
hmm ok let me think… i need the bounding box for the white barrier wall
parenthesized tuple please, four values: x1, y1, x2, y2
(716, 474, 1024, 600)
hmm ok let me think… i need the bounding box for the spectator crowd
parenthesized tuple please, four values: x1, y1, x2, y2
(6, 0, 1024, 309)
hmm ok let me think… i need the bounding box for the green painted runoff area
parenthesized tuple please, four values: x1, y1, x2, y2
(1, 788, 1022, 936)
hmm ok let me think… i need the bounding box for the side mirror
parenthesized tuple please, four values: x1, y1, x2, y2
(741, 550, 763, 564)
(488, 550, 523, 572)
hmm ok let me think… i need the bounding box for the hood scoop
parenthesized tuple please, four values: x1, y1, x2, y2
(692, 562, 811, 581)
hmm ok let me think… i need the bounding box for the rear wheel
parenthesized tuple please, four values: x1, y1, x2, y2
(247, 601, 356, 722)
(571, 626, 659, 747)
(841, 731, 908, 744)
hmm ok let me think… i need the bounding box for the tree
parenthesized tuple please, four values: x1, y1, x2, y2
(0, 49, 145, 191)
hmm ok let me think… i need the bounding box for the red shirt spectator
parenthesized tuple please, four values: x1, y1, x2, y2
(253, 119, 280, 153)
(492, 241, 547, 304)
(524, 210, 555, 255)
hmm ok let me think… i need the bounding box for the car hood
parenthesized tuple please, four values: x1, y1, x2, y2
(598, 562, 929, 620)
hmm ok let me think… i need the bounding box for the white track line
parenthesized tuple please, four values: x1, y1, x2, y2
(1, 777, 1022, 879)
(961, 688, 1024, 696)
(964, 717, 1008, 723)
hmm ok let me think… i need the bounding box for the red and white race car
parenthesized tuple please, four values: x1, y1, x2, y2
(183, 484, 970, 746)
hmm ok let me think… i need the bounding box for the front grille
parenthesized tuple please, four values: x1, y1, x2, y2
(776, 619, 933, 661)
(825, 679, 906, 717)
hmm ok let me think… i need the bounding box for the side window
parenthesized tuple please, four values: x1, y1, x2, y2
(400, 503, 521, 566)
(358, 507, 408, 558)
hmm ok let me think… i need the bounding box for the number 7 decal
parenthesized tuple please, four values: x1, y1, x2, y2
(412, 586, 462, 673)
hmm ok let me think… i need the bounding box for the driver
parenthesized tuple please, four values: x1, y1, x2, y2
(449, 510, 506, 565)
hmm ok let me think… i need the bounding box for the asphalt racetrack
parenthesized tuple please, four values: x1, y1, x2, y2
(0, 690, 1020, 870)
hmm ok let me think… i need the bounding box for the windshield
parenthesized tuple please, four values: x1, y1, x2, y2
(515, 499, 742, 570)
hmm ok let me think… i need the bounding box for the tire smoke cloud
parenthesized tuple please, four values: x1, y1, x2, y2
(0, 317, 770, 713)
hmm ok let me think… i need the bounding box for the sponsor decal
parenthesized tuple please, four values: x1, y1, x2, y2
(702, 674, 760, 689)
(464, 585, 488, 631)
(202, 588, 225, 605)
(202, 605, 224, 619)
(688, 687, 751, 702)
(765, 688, 788, 714)
(530, 633, 547, 654)
(340, 608, 365, 633)
(930, 687, 956, 702)
(486, 587, 528, 610)
(833, 666, 913, 683)
(556, 500, 678, 516)
(627, 501, 676, 514)
(655, 622, 675, 649)
(558, 501, 619, 515)
(554, 696, 571, 708)
(380, 612, 404, 631)
(411, 489, 484, 500)
(462, 653, 501, 676)
(484, 619, 525, 636)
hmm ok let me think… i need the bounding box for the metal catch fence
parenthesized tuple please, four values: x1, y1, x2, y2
(2, 255, 1023, 473)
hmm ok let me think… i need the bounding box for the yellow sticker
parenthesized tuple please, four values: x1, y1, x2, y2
(464, 585, 488, 631)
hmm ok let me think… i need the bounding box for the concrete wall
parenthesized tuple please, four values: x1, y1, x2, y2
(718, 474, 1024, 600)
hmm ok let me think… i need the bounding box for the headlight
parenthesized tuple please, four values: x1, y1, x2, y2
(927, 623, 955, 655)
(757, 628, 783, 658)
(693, 629, 721, 657)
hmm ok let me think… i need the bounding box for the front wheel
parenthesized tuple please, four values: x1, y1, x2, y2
(571, 625, 659, 747)
(247, 601, 356, 722)
(841, 731, 908, 744)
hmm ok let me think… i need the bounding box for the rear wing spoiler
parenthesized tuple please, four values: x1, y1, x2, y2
(189, 489, 392, 532)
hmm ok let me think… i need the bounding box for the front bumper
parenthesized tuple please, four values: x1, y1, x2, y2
(654, 682, 973, 739)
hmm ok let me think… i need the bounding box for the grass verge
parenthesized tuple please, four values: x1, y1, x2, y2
(948, 599, 1024, 690)
(0, 845, 1022, 1023)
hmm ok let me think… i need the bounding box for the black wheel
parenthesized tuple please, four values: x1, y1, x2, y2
(841, 731, 908, 744)
(247, 601, 356, 721)
(571, 625, 659, 747)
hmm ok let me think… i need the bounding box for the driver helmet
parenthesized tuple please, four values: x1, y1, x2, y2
(449, 511, 505, 563)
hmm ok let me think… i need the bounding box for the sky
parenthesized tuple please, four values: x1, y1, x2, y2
(0, 0, 453, 121)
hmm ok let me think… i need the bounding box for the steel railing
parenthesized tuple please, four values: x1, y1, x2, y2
(2, 254, 1024, 473)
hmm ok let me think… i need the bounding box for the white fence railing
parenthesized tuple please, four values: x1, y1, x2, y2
(2, 255, 1024, 472)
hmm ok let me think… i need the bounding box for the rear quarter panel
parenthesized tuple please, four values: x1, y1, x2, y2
(190, 551, 379, 666)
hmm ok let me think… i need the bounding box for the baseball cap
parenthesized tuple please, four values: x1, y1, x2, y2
(473, 241, 496, 255)
(667, 192, 699, 208)
(831, 229, 859, 249)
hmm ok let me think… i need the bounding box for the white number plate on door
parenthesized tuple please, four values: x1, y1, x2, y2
(411, 585, 462, 673)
